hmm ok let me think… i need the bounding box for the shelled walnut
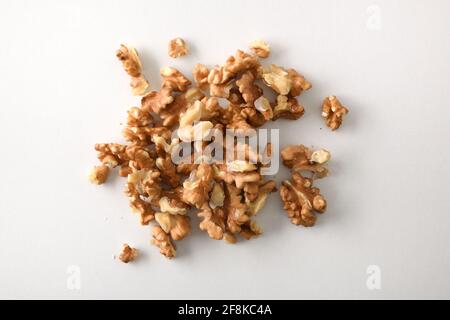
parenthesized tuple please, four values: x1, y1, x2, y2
(168, 37, 189, 58)
(116, 44, 149, 96)
(322, 95, 349, 130)
(118, 244, 138, 263)
(280, 145, 330, 227)
(90, 39, 347, 261)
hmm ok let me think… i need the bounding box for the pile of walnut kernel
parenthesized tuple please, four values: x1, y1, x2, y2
(89, 38, 349, 260)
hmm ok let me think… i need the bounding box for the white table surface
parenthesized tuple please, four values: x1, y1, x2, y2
(1, 0, 449, 299)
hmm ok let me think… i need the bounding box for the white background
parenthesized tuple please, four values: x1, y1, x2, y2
(0, 0, 449, 299)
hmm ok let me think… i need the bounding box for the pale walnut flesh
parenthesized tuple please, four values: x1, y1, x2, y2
(155, 212, 190, 241)
(322, 95, 349, 130)
(250, 39, 270, 58)
(89, 165, 110, 185)
(260, 64, 291, 95)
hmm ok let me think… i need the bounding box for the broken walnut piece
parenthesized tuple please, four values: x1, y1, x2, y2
(236, 71, 262, 104)
(126, 107, 153, 127)
(280, 172, 326, 227)
(209, 83, 232, 98)
(287, 69, 311, 97)
(168, 37, 189, 58)
(240, 220, 263, 240)
(250, 39, 270, 58)
(124, 182, 155, 224)
(88, 165, 109, 185)
(122, 126, 171, 145)
(118, 244, 138, 263)
(156, 155, 180, 187)
(159, 194, 188, 215)
(193, 64, 209, 90)
(198, 204, 227, 240)
(160, 67, 192, 92)
(224, 182, 250, 234)
(272, 95, 304, 120)
(182, 163, 213, 208)
(155, 212, 190, 240)
(130, 75, 150, 96)
(240, 107, 267, 127)
(95, 143, 127, 168)
(245, 180, 276, 216)
(125, 145, 155, 170)
(116, 44, 149, 96)
(209, 182, 225, 209)
(208, 50, 260, 85)
(260, 64, 292, 95)
(151, 226, 176, 259)
(141, 87, 174, 115)
(322, 95, 349, 130)
(281, 145, 330, 179)
(127, 169, 162, 203)
(116, 45, 142, 77)
(254, 96, 273, 120)
(224, 50, 260, 76)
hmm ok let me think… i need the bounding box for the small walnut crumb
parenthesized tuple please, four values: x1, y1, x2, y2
(254, 96, 273, 120)
(310, 149, 331, 164)
(89, 165, 110, 185)
(118, 244, 138, 263)
(168, 37, 189, 58)
(322, 96, 349, 130)
(209, 182, 225, 209)
(250, 39, 270, 58)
